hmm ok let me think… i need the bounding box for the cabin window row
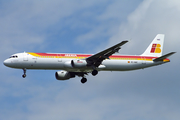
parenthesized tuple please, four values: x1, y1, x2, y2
(110, 58, 138, 60)
(36, 56, 87, 59)
(37, 56, 55, 58)
(34, 56, 139, 60)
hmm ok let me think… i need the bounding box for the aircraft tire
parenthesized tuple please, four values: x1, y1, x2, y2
(22, 74, 26, 78)
(81, 78, 87, 84)
(92, 70, 98, 76)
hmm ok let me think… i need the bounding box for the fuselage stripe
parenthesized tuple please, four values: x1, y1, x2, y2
(27, 52, 170, 62)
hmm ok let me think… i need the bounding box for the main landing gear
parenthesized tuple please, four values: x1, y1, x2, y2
(80, 70, 98, 84)
(81, 77, 87, 84)
(92, 70, 98, 76)
(22, 68, 26, 78)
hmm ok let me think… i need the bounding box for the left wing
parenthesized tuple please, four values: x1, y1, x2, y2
(86, 41, 128, 67)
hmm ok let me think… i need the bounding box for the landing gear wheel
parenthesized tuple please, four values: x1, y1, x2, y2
(22, 74, 26, 78)
(92, 70, 98, 76)
(81, 78, 87, 84)
(22, 68, 27, 78)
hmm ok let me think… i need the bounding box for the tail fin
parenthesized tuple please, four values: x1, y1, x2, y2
(141, 34, 164, 57)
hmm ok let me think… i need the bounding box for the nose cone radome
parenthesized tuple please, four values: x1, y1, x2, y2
(3, 59, 11, 67)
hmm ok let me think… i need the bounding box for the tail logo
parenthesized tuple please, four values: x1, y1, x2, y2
(150, 44, 161, 53)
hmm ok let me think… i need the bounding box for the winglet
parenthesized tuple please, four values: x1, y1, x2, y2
(153, 52, 176, 62)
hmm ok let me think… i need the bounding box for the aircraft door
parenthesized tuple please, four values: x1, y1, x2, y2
(23, 53, 28, 61)
(58, 54, 62, 62)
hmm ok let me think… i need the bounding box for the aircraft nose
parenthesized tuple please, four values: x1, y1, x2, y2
(3, 59, 11, 67)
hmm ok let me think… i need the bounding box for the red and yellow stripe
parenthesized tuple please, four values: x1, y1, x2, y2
(27, 52, 170, 62)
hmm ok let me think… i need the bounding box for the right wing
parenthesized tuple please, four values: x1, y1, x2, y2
(86, 41, 128, 67)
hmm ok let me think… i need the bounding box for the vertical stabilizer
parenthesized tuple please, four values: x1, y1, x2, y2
(141, 34, 164, 57)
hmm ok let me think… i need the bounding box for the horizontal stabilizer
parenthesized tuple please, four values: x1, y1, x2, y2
(153, 52, 176, 62)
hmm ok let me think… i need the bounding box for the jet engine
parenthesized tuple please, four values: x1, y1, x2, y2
(55, 70, 75, 80)
(71, 59, 87, 68)
(64, 60, 87, 68)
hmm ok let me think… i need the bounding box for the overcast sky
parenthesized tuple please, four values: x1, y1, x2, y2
(0, 0, 180, 120)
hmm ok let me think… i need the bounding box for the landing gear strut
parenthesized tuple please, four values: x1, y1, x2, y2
(22, 68, 26, 78)
(81, 77, 87, 84)
(79, 70, 98, 83)
(92, 70, 98, 76)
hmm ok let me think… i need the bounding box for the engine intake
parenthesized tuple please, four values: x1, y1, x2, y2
(55, 70, 75, 80)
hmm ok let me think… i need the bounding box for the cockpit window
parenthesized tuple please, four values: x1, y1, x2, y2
(10, 55, 18, 58)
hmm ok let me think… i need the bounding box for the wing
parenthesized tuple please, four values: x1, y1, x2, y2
(86, 41, 128, 67)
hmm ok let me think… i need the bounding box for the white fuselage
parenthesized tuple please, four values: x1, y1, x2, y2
(3, 34, 174, 83)
(3, 52, 167, 72)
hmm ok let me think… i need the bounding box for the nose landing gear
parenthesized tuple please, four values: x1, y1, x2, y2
(22, 68, 26, 78)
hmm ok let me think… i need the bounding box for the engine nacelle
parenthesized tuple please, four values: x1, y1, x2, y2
(64, 60, 73, 68)
(64, 60, 87, 68)
(71, 59, 87, 68)
(55, 70, 75, 80)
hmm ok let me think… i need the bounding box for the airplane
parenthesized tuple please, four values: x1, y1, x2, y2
(3, 34, 175, 83)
